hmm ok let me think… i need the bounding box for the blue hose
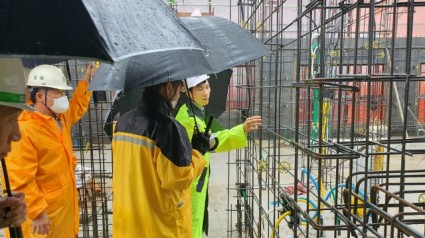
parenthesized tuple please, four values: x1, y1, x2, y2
(301, 168, 320, 195)
(324, 184, 366, 202)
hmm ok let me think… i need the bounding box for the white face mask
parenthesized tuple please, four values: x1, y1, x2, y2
(170, 100, 178, 109)
(49, 95, 69, 114)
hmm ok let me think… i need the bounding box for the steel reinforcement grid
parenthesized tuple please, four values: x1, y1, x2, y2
(230, 0, 425, 237)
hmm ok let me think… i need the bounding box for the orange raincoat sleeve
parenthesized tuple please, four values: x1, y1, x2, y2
(61, 80, 92, 169)
(64, 80, 92, 126)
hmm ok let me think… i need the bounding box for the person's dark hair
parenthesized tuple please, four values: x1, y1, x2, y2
(29, 87, 44, 104)
(142, 81, 180, 106)
(169, 81, 180, 89)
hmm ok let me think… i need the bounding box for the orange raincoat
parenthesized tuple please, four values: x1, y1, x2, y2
(5, 81, 92, 238)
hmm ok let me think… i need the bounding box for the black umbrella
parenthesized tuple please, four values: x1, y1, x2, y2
(89, 16, 270, 91)
(103, 69, 232, 140)
(89, 51, 212, 91)
(0, 0, 206, 63)
(180, 16, 270, 73)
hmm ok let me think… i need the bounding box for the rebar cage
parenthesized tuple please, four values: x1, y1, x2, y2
(52, 61, 114, 237)
(70, 62, 114, 237)
(231, 0, 425, 237)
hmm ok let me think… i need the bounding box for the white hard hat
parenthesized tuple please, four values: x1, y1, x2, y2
(186, 74, 209, 89)
(27, 64, 72, 90)
(0, 58, 34, 111)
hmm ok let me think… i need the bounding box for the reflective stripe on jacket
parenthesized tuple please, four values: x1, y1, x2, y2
(175, 103, 247, 238)
(112, 100, 206, 238)
(5, 81, 92, 238)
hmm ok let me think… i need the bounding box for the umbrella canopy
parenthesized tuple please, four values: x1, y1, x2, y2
(103, 69, 232, 140)
(0, 0, 206, 62)
(180, 16, 270, 73)
(89, 16, 270, 90)
(89, 51, 211, 90)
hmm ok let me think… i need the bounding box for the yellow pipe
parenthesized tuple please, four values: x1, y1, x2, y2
(270, 211, 291, 238)
(374, 145, 384, 171)
(319, 178, 325, 208)
(319, 100, 330, 207)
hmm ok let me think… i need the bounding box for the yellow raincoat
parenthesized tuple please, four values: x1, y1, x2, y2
(5, 81, 92, 238)
(112, 99, 206, 238)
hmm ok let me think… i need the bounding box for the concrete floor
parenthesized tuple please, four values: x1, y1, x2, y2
(206, 151, 235, 237)
(2, 143, 424, 238)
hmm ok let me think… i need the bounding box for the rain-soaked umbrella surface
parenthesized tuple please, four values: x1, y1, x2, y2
(180, 16, 270, 74)
(0, 0, 206, 63)
(90, 50, 211, 90)
(89, 16, 270, 91)
(103, 69, 232, 140)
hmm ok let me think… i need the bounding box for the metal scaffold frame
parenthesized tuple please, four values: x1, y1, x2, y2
(231, 0, 425, 237)
(54, 61, 114, 238)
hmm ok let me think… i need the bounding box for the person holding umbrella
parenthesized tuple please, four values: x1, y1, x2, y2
(112, 80, 208, 237)
(0, 59, 30, 231)
(175, 74, 262, 238)
(4, 64, 96, 237)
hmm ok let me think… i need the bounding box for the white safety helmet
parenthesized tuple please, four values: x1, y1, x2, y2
(27, 64, 73, 90)
(186, 74, 209, 89)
